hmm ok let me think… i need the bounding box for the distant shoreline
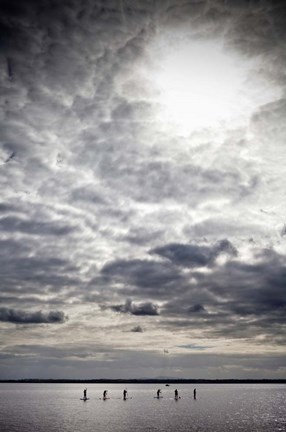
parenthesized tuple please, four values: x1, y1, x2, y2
(1, 379, 286, 384)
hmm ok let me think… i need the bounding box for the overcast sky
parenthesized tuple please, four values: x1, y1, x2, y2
(0, 0, 286, 380)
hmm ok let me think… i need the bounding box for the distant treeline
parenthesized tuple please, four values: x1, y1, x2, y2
(1, 379, 286, 384)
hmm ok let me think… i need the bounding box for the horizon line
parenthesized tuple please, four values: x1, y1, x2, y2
(1, 378, 286, 384)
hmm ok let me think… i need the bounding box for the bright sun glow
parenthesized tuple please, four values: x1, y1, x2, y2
(148, 37, 281, 135)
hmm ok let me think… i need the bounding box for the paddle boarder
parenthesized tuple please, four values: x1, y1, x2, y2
(123, 389, 128, 400)
(83, 388, 87, 399)
(103, 390, 108, 399)
(156, 389, 162, 398)
(174, 389, 179, 400)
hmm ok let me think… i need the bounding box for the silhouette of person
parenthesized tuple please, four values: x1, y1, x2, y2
(194, 388, 196, 399)
(174, 389, 178, 399)
(157, 389, 162, 398)
(103, 390, 108, 399)
(123, 389, 127, 400)
(83, 388, 87, 398)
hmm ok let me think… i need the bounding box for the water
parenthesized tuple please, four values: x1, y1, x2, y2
(0, 383, 285, 432)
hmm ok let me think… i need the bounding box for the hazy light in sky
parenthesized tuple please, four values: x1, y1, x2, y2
(149, 37, 282, 135)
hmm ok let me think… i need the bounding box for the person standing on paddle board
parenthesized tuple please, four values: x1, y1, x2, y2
(174, 389, 179, 399)
(194, 388, 196, 399)
(83, 388, 87, 399)
(103, 390, 108, 399)
(123, 389, 127, 400)
(156, 389, 162, 398)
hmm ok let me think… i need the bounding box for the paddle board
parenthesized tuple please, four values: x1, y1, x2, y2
(80, 398, 89, 401)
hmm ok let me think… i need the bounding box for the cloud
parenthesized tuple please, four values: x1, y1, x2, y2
(130, 325, 144, 333)
(159, 248, 286, 341)
(178, 344, 209, 351)
(0, 0, 286, 380)
(188, 304, 206, 313)
(0, 216, 76, 236)
(101, 258, 186, 298)
(110, 299, 159, 316)
(150, 239, 237, 268)
(99, 244, 286, 345)
(0, 308, 67, 324)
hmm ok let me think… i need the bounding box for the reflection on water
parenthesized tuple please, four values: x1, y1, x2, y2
(0, 384, 285, 432)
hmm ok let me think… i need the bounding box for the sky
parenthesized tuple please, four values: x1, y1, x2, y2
(0, 0, 286, 380)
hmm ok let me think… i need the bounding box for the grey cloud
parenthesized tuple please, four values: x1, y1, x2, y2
(111, 98, 154, 122)
(150, 239, 237, 268)
(130, 325, 144, 333)
(96, 154, 259, 205)
(101, 258, 186, 298)
(100, 244, 286, 344)
(0, 203, 17, 213)
(70, 185, 106, 205)
(178, 343, 209, 351)
(0, 237, 80, 299)
(226, 3, 286, 56)
(160, 248, 286, 339)
(188, 304, 206, 313)
(120, 227, 164, 246)
(251, 98, 286, 156)
(184, 218, 265, 240)
(0, 308, 67, 324)
(161, 300, 209, 319)
(0, 216, 76, 236)
(0, 295, 65, 307)
(110, 299, 159, 316)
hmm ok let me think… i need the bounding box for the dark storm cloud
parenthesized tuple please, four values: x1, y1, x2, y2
(0, 307, 66, 324)
(110, 299, 159, 316)
(99, 242, 286, 343)
(224, 2, 286, 56)
(159, 248, 286, 340)
(100, 243, 286, 343)
(101, 258, 187, 298)
(150, 239, 237, 268)
(209, 250, 286, 319)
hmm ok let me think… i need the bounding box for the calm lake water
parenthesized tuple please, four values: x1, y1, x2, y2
(0, 383, 285, 432)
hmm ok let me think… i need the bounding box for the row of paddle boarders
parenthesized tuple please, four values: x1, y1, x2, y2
(81, 388, 197, 401)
